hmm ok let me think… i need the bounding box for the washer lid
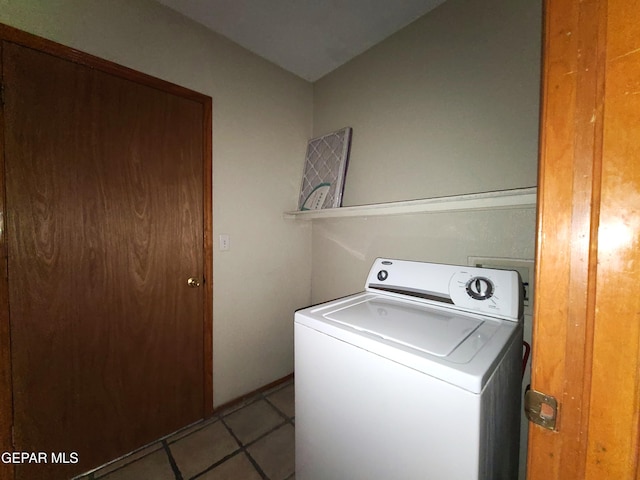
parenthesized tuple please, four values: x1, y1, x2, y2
(324, 297, 484, 357)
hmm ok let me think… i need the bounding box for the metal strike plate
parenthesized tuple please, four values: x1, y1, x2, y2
(525, 389, 558, 431)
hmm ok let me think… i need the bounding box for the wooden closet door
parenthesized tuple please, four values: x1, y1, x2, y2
(3, 41, 206, 479)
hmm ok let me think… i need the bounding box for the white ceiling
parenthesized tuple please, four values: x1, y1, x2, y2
(155, 0, 447, 81)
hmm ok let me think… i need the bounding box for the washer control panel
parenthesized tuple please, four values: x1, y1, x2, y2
(465, 276, 494, 300)
(365, 258, 522, 321)
(448, 270, 520, 318)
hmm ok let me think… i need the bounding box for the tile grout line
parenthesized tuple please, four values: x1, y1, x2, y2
(87, 383, 295, 480)
(217, 388, 294, 447)
(242, 450, 270, 480)
(262, 393, 295, 426)
(189, 449, 245, 479)
(241, 419, 291, 450)
(222, 394, 294, 451)
(162, 439, 184, 480)
(218, 416, 270, 480)
(214, 396, 295, 480)
(88, 417, 210, 479)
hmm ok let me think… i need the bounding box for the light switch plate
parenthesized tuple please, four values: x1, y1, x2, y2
(219, 234, 230, 251)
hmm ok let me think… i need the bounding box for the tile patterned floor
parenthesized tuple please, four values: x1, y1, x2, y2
(77, 380, 295, 480)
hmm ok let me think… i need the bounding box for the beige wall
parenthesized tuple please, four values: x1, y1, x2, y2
(310, 209, 537, 303)
(310, 0, 541, 304)
(0, 0, 313, 406)
(314, 0, 542, 205)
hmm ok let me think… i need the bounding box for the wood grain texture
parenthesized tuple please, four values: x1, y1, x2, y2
(3, 38, 210, 479)
(530, 0, 595, 476)
(0, 40, 15, 480)
(530, 0, 640, 478)
(0, 23, 209, 104)
(585, 0, 640, 476)
(202, 98, 214, 418)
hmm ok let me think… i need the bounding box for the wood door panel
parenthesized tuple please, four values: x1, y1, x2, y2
(4, 41, 205, 478)
(584, 2, 640, 476)
(529, 0, 604, 477)
(529, 0, 640, 478)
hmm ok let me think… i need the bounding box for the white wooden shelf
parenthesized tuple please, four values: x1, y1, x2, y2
(284, 187, 537, 220)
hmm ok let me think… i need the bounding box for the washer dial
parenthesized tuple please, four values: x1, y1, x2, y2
(466, 276, 494, 300)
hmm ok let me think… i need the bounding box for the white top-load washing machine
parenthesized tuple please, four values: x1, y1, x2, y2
(295, 258, 523, 480)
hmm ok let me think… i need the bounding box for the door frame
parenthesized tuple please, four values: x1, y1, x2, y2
(528, 0, 640, 478)
(0, 23, 214, 480)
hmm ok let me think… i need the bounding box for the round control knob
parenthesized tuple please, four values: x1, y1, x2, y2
(377, 270, 388, 281)
(466, 276, 494, 300)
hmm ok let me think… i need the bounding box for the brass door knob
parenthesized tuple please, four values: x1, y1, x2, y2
(187, 277, 201, 288)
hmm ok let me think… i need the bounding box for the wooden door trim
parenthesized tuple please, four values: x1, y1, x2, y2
(0, 38, 14, 480)
(0, 24, 209, 103)
(531, 0, 640, 478)
(0, 23, 214, 479)
(202, 92, 214, 418)
(529, 0, 606, 477)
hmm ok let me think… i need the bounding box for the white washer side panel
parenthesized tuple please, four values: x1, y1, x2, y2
(295, 323, 482, 480)
(479, 329, 522, 479)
